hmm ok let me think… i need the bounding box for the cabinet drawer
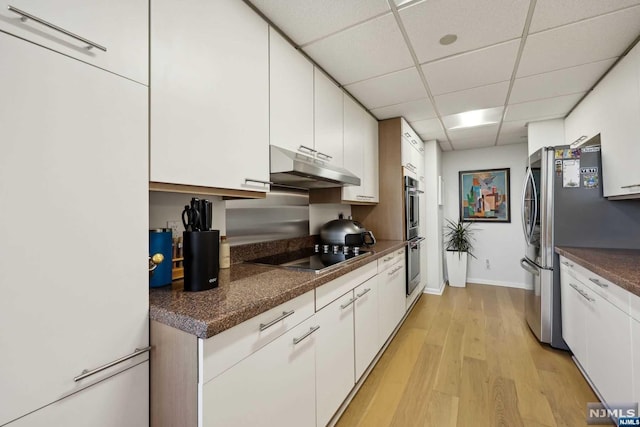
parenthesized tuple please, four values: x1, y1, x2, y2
(560, 256, 630, 314)
(377, 248, 405, 273)
(202, 290, 314, 382)
(316, 262, 377, 311)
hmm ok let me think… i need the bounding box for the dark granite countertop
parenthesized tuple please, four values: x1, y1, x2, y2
(555, 246, 640, 298)
(150, 240, 407, 338)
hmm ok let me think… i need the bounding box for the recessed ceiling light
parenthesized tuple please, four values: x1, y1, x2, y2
(442, 107, 504, 130)
(439, 34, 458, 45)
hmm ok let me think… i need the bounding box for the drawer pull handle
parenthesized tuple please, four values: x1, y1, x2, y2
(259, 310, 295, 331)
(340, 297, 356, 309)
(356, 288, 371, 298)
(293, 325, 320, 345)
(383, 256, 394, 262)
(298, 145, 317, 154)
(388, 265, 403, 276)
(8, 5, 107, 52)
(570, 283, 595, 302)
(561, 261, 574, 267)
(316, 152, 332, 160)
(620, 183, 640, 188)
(589, 278, 608, 288)
(74, 346, 151, 382)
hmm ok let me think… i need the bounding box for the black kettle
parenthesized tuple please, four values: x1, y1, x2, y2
(319, 214, 376, 247)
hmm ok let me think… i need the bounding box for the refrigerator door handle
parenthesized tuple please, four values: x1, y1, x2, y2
(530, 168, 539, 241)
(520, 258, 539, 276)
(521, 168, 535, 244)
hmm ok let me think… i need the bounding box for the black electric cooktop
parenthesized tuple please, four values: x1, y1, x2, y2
(248, 246, 372, 274)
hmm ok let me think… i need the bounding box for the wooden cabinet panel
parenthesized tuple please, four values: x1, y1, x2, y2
(0, 0, 148, 84)
(269, 28, 314, 153)
(150, 0, 269, 193)
(0, 33, 148, 425)
(202, 316, 318, 427)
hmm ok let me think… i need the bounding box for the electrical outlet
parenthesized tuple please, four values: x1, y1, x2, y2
(167, 221, 181, 238)
(485, 259, 491, 270)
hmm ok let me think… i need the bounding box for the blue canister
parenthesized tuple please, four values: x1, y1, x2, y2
(149, 229, 173, 288)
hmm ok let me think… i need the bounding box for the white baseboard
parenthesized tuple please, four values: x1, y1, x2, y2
(466, 277, 531, 290)
(424, 281, 446, 295)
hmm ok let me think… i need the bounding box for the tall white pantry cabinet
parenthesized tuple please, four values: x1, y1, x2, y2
(0, 2, 149, 425)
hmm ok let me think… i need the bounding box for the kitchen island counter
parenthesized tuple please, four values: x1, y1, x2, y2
(555, 246, 640, 298)
(150, 240, 407, 338)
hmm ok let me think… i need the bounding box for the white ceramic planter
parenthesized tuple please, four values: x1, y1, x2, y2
(446, 250, 468, 287)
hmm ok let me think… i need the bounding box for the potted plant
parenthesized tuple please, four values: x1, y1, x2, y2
(444, 219, 476, 287)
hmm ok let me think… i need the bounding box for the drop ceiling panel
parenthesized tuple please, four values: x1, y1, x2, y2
(370, 98, 437, 121)
(412, 117, 448, 141)
(434, 81, 509, 116)
(422, 40, 520, 95)
(510, 58, 616, 104)
(399, 0, 529, 63)
(303, 13, 414, 85)
(344, 67, 426, 109)
(249, 0, 390, 45)
(497, 120, 528, 145)
(451, 136, 498, 150)
(530, 0, 640, 33)
(504, 93, 584, 122)
(449, 124, 499, 150)
(439, 141, 453, 151)
(517, 6, 640, 77)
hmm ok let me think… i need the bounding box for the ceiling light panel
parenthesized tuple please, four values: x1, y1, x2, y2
(303, 13, 414, 85)
(517, 5, 640, 77)
(441, 106, 504, 130)
(504, 93, 584, 122)
(249, 0, 390, 46)
(510, 58, 616, 104)
(529, 0, 640, 33)
(344, 67, 426, 109)
(399, 0, 529, 63)
(370, 98, 437, 121)
(421, 40, 520, 95)
(434, 82, 509, 116)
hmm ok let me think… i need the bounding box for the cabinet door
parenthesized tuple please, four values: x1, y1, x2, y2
(316, 292, 356, 427)
(559, 268, 588, 364)
(6, 362, 148, 427)
(378, 262, 406, 345)
(342, 96, 365, 202)
(0, 0, 148, 84)
(632, 318, 640, 404)
(586, 288, 633, 404)
(414, 140, 425, 191)
(151, 0, 270, 193)
(354, 276, 380, 381)
(564, 91, 600, 147)
(0, 33, 148, 425)
(314, 69, 344, 166)
(202, 316, 319, 427)
(269, 28, 314, 154)
(599, 43, 640, 197)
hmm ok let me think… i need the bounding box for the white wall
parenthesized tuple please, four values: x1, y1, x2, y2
(149, 192, 226, 236)
(423, 140, 446, 294)
(442, 143, 529, 289)
(528, 119, 565, 155)
(309, 204, 352, 235)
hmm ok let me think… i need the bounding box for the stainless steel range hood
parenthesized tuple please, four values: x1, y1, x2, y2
(270, 145, 361, 189)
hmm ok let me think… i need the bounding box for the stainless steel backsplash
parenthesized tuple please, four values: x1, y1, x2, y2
(225, 189, 310, 246)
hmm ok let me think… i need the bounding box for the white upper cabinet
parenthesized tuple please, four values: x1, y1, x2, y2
(598, 43, 640, 198)
(150, 0, 270, 193)
(343, 96, 379, 203)
(0, 0, 148, 85)
(315, 69, 345, 167)
(269, 28, 314, 154)
(564, 90, 600, 148)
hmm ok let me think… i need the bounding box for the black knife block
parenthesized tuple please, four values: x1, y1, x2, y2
(183, 230, 220, 292)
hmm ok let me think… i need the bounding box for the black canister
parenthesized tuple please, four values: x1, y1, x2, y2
(183, 230, 220, 292)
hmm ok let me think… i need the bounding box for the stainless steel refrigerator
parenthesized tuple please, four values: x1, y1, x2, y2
(520, 142, 640, 349)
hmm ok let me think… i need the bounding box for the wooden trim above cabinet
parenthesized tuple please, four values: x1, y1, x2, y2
(149, 181, 267, 199)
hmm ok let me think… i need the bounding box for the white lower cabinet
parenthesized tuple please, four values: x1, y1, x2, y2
(559, 256, 635, 405)
(379, 260, 407, 345)
(632, 318, 640, 403)
(354, 276, 380, 381)
(8, 362, 149, 427)
(315, 292, 356, 427)
(202, 315, 319, 427)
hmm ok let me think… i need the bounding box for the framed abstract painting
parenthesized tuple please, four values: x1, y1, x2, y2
(459, 168, 511, 223)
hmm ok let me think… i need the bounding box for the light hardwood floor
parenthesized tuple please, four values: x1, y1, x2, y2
(337, 283, 600, 427)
